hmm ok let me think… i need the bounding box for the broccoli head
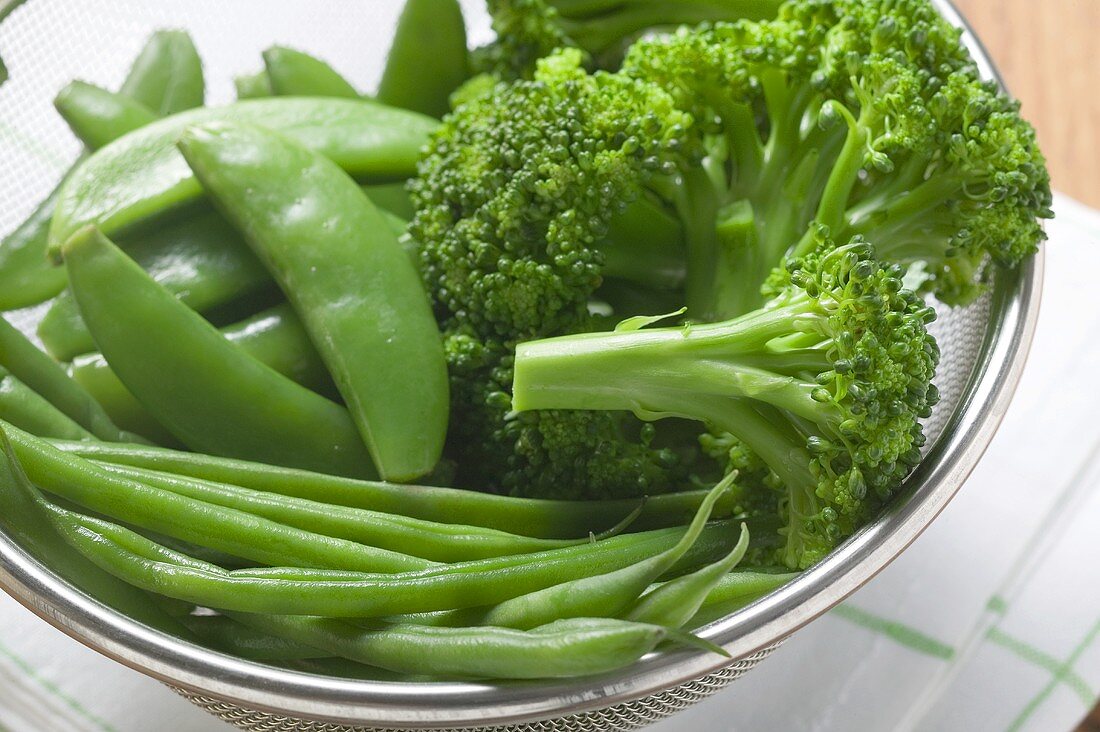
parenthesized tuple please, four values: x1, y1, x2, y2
(411, 50, 697, 499)
(412, 49, 691, 341)
(512, 239, 940, 567)
(620, 0, 1051, 315)
(471, 0, 785, 81)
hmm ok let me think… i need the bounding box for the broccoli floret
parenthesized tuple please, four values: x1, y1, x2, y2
(512, 239, 940, 568)
(619, 0, 1051, 316)
(472, 0, 785, 81)
(411, 50, 696, 498)
(412, 50, 691, 340)
(414, 0, 1047, 506)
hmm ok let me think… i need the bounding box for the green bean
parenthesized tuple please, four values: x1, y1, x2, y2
(463, 477, 734, 630)
(70, 303, 336, 443)
(262, 46, 359, 98)
(139, 531, 252, 570)
(626, 524, 750, 628)
(150, 523, 736, 615)
(63, 228, 376, 477)
(52, 439, 735, 539)
(4, 422, 430, 573)
(687, 570, 799, 628)
(285, 657, 414, 681)
(0, 185, 70, 309)
(10, 487, 670, 678)
(0, 30, 203, 309)
(234, 70, 272, 100)
(46, 501, 673, 678)
(54, 82, 158, 149)
(361, 182, 415, 221)
(179, 121, 448, 481)
(98, 462, 633, 562)
(230, 615, 667, 680)
(0, 367, 95, 440)
(0, 433, 196, 638)
(70, 508, 672, 677)
(118, 30, 204, 116)
(180, 614, 328, 661)
(38, 494, 736, 617)
(0, 315, 129, 440)
(39, 205, 272, 361)
(378, 0, 469, 118)
(49, 97, 439, 257)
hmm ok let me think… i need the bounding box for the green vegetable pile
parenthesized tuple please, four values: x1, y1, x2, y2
(0, 0, 1048, 681)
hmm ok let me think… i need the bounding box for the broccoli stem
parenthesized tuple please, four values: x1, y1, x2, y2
(512, 305, 839, 439)
(813, 103, 873, 235)
(600, 196, 685, 290)
(793, 156, 953, 259)
(710, 200, 760, 318)
(674, 167, 725, 318)
(512, 324, 826, 569)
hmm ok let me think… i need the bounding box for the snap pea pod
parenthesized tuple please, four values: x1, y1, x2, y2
(0, 315, 129, 440)
(98, 462, 621, 563)
(70, 303, 336, 443)
(118, 29, 204, 116)
(54, 81, 159, 150)
(4, 422, 430, 573)
(234, 70, 272, 100)
(377, 0, 469, 118)
(263, 46, 359, 98)
(0, 30, 203, 310)
(180, 121, 448, 481)
(68, 353, 178, 445)
(626, 525, 751, 628)
(49, 98, 439, 257)
(40, 188, 405, 362)
(63, 227, 376, 477)
(0, 367, 94, 440)
(0, 429, 196, 639)
(39, 206, 273, 360)
(51, 439, 735, 538)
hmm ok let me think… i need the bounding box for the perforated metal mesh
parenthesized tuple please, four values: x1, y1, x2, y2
(0, 1, 995, 730)
(171, 643, 781, 732)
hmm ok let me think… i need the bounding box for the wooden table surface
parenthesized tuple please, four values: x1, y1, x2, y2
(954, 0, 1100, 208)
(952, 3, 1100, 728)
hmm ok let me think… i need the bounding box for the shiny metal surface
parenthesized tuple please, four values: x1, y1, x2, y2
(0, 0, 1044, 729)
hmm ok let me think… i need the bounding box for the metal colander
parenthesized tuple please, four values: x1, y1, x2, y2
(0, 1, 1042, 730)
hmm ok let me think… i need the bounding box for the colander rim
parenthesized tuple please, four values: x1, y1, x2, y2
(0, 0, 1044, 727)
